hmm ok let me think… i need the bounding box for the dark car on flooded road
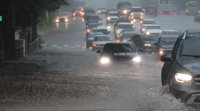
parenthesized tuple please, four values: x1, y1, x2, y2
(155, 35, 178, 57)
(96, 42, 142, 66)
(161, 30, 200, 105)
(130, 34, 158, 53)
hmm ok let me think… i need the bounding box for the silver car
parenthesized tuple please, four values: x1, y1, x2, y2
(92, 35, 112, 51)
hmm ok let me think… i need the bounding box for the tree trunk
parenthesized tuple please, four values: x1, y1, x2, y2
(0, 0, 16, 60)
(32, 23, 37, 42)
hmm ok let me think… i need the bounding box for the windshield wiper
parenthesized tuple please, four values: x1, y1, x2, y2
(182, 55, 200, 58)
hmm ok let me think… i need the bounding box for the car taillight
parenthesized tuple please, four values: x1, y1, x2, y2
(186, 9, 189, 13)
(56, 17, 59, 20)
(160, 11, 162, 14)
(198, 10, 200, 13)
(169, 11, 172, 14)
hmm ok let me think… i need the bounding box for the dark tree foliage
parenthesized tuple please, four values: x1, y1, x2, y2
(0, 0, 69, 59)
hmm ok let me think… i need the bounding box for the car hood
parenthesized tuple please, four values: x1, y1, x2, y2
(112, 52, 139, 60)
(181, 60, 200, 75)
(146, 29, 162, 33)
(160, 45, 174, 50)
(93, 41, 112, 44)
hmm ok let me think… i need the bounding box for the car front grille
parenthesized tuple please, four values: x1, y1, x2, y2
(150, 33, 160, 36)
(194, 75, 200, 85)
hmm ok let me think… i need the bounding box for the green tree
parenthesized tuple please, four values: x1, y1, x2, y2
(0, 0, 69, 59)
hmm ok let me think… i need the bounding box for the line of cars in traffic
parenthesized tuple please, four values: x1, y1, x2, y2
(70, 4, 200, 105)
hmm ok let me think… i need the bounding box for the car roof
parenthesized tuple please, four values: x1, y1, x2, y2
(146, 24, 160, 26)
(186, 30, 200, 33)
(95, 35, 108, 37)
(106, 42, 133, 44)
(108, 11, 118, 13)
(88, 14, 98, 16)
(162, 30, 178, 32)
(118, 22, 131, 25)
(96, 26, 107, 29)
(143, 19, 154, 21)
(132, 7, 142, 8)
(160, 35, 179, 38)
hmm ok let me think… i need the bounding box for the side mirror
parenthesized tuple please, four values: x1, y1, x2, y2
(160, 54, 172, 62)
(108, 31, 110, 34)
(96, 50, 101, 54)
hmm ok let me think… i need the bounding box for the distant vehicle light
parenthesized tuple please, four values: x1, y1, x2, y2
(87, 29, 90, 32)
(107, 17, 110, 20)
(144, 44, 151, 46)
(146, 32, 150, 35)
(160, 11, 163, 14)
(117, 30, 120, 34)
(141, 13, 143, 15)
(142, 28, 145, 31)
(123, 10, 127, 14)
(133, 19, 136, 22)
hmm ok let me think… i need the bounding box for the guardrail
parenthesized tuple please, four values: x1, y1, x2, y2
(29, 38, 40, 54)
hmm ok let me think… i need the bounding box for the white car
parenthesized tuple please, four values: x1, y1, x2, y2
(55, 12, 69, 23)
(140, 19, 156, 33)
(143, 24, 162, 36)
(97, 7, 107, 14)
(94, 25, 110, 35)
(161, 30, 182, 36)
(106, 11, 118, 25)
(114, 23, 133, 38)
(92, 35, 113, 51)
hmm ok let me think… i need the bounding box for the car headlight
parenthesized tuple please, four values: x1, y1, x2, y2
(123, 10, 127, 13)
(133, 56, 141, 63)
(140, 21, 143, 23)
(93, 43, 97, 47)
(131, 21, 134, 24)
(142, 28, 145, 31)
(133, 19, 136, 22)
(144, 44, 151, 46)
(56, 19, 59, 22)
(107, 26, 111, 29)
(107, 17, 110, 20)
(117, 30, 120, 34)
(87, 29, 90, 32)
(141, 13, 143, 15)
(98, 11, 101, 13)
(175, 73, 192, 83)
(146, 32, 150, 35)
(131, 13, 133, 15)
(100, 57, 110, 64)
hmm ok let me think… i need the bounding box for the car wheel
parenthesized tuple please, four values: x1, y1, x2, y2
(161, 71, 168, 86)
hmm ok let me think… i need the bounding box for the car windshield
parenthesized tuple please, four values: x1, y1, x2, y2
(108, 13, 117, 16)
(142, 35, 158, 41)
(162, 31, 181, 35)
(189, 3, 199, 7)
(88, 24, 99, 28)
(132, 8, 142, 12)
(88, 20, 99, 23)
(143, 20, 155, 24)
(94, 36, 110, 41)
(118, 24, 132, 28)
(89, 16, 99, 19)
(182, 38, 200, 56)
(85, 10, 95, 13)
(146, 26, 161, 29)
(160, 37, 177, 45)
(118, 19, 130, 23)
(59, 13, 68, 16)
(123, 34, 134, 38)
(96, 29, 108, 34)
(122, 29, 135, 33)
(106, 44, 136, 53)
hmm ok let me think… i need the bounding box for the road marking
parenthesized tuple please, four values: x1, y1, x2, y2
(65, 45, 69, 47)
(52, 45, 57, 47)
(70, 47, 75, 48)
(76, 45, 81, 47)
(57, 47, 63, 49)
